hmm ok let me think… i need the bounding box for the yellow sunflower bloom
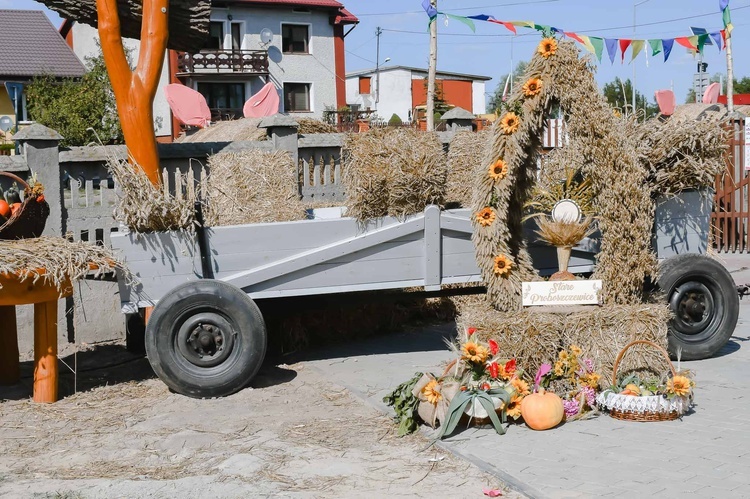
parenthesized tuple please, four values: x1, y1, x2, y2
(489, 159, 508, 181)
(476, 207, 496, 227)
(462, 341, 490, 364)
(583, 373, 601, 389)
(511, 378, 531, 397)
(493, 254, 513, 277)
(500, 112, 520, 134)
(538, 37, 558, 58)
(558, 350, 569, 361)
(666, 375, 693, 397)
(570, 345, 582, 357)
(522, 77, 543, 97)
(506, 397, 523, 419)
(422, 380, 443, 405)
(553, 361, 564, 377)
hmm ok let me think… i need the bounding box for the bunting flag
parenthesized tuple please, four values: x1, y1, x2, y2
(422, 7, 730, 63)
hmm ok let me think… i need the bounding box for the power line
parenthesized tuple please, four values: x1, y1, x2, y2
(354, 0, 560, 17)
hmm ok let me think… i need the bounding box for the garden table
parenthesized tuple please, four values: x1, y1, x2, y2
(0, 270, 73, 403)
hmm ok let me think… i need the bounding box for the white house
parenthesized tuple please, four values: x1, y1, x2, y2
(345, 66, 491, 123)
(62, 0, 358, 141)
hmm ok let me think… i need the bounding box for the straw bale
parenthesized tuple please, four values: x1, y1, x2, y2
(342, 128, 447, 221)
(0, 236, 125, 290)
(178, 118, 267, 143)
(108, 157, 195, 233)
(456, 297, 670, 383)
(445, 130, 491, 207)
(296, 118, 337, 134)
(204, 149, 306, 225)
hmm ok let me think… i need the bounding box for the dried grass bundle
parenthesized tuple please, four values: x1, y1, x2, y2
(204, 149, 307, 225)
(108, 157, 195, 233)
(456, 297, 671, 380)
(534, 216, 594, 247)
(296, 118, 338, 134)
(178, 117, 267, 143)
(342, 128, 447, 221)
(0, 236, 125, 290)
(527, 168, 595, 217)
(445, 130, 490, 207)
(635, 117, 727, 196)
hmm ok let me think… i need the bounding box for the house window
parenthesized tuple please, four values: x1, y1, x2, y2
(231, 22, 242, 51)
(197, 82, 245, 119)
(205, 21, 224, 50)
(282, 24, 309, 54)
(284, 83, 311, 112)
(358, 77, 371, 94)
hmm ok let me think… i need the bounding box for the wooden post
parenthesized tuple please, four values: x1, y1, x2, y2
(426, 0, 438, 132)
(33, 300, 58, 403)
(726, 30, 735, 114)
(144, 306, 153, 325)
(0, 306, 20, 385)
(96, 0, 169, 186)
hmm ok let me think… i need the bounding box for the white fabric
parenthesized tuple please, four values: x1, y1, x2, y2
(596, 390, 691, 415)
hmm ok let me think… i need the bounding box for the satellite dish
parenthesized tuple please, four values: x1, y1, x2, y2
(260, 28, 273, 46)
(551, 199, 582, 223)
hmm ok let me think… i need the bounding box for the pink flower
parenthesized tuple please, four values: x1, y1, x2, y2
(583, 358, 594, 373)
(580, 386, 596, 407)
(488, 339, 499, 356)
(563, 398, 580, 418)
(534, 363, 552, 389)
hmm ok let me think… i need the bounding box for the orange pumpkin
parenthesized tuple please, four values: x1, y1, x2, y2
(10, 202, 21, 216)
(0, 200, 9, 218)
(520, 388, 564, 431)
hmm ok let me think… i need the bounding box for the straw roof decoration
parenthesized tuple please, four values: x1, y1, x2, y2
(0, 236, 125, 292)
(633, 116, 727, 197)
(342, 128, 447, 221)
(446, 130, 491, 207)
(472, 38, 655, 310)
(204, 149, 307, 225)
(179, 117, 336, 143)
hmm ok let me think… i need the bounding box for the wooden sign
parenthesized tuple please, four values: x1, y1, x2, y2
(522, 280, 602, 307)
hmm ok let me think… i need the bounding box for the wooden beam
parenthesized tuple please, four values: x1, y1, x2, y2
(0, 306, 20, 386)
(38, 0, 210, 53)
(33, 301, 58, 403)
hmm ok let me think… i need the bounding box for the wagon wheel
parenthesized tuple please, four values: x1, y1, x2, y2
(145, 279, 267, 398)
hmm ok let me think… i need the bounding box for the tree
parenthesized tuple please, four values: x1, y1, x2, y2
(488, 61, 528, 114)
(27, 49, 124, 148)
(685, 74, 750, 103)
(601, 77, 658, 119)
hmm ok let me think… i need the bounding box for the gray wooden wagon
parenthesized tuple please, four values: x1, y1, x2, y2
(111, 190, 738, 398)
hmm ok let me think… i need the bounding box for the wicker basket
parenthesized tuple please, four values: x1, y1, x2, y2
(596, 340, 692, 422)
(0, 171, 49, 240)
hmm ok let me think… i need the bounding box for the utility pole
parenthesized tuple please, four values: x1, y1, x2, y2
(726, 30, 735, 114)
(426, 0, 438, 131)
(375, 26, 382, 106)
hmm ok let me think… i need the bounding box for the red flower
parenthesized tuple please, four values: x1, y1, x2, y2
(488, 361, 500, 379)
(504, 359, 517, 376)
(467, 327, 477, 336)
(488, 339, 499, 356)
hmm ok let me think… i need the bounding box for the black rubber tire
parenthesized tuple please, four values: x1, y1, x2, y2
(145, 280, 267, 398)
(658, 254, 739, 360)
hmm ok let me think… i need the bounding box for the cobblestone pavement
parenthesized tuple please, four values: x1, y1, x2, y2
(302, 255, 750, 499)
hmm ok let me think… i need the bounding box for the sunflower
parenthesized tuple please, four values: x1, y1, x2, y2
(538, 37, 558, 58)
(493, 254, 512, 277)
(582, 372, 601, 389)
(422, 380, 443, 405)
(511, 378, 531, 397)
(462, 341, 490, 364)
(522, 77, 543, 97)
(488, 159, 508, 181)
(553, 361, 565, 377)
(500, 112, 520, 134)
(570, 345, 582, 357)
(558, 350, 569, 361)
(506, 396, 523, 419)
(666, 375, 694, 397)
(476, 207, 496, 227)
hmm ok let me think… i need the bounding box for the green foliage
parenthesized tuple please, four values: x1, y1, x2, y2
(437, 387, 510, 440)
(26, 49, 123, 147)
(685, 74, 750, 103)
(601, 77, 658, 118)
(0, 143, 14, 152)
(388, 113, 403, 126)
(488, 61, 529, 114)
(383, 372, 422, 436)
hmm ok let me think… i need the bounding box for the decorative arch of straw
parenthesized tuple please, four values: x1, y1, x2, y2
(472, 38, 656, 311)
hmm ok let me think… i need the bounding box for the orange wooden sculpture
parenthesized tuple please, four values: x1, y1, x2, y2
(96, 0, 169, 186)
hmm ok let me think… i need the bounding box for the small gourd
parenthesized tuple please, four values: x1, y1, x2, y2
(520, 388, 564, 431)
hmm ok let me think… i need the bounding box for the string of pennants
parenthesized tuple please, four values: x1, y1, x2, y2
(421, 0, 734, 64)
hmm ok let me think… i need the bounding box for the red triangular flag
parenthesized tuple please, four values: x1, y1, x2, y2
(619, 39, 632, 63)
(675, 36, 696, 50)
(564, 32, 585, 44)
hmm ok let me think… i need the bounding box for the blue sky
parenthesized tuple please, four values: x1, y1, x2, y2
(11, 0, 750, 104)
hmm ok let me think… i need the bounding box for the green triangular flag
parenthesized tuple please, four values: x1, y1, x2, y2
(697, 33, 708, 53)
(648, 39, 662, 56)
(446, 14, 476, 33)
(589, 37, 604, 62)
(534, 24, 553, 37)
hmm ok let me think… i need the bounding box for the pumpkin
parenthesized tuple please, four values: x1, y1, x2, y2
(0, 200, 9, 218)
(10, 202, 21, 216)
(520, 388, 564, 430)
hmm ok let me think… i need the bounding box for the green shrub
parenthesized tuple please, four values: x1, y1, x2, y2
(388, 113, 403, 126)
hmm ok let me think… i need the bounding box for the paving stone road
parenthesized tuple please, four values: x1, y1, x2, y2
(302, 254, 750, 499)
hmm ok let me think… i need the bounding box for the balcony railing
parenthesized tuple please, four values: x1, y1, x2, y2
(177, 49, 269, 75)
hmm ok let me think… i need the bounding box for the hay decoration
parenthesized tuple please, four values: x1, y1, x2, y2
(634, 116, 727, 196)
(456, 297, 671, 383)
(0, 236, 126, 291)
(526, 167, 595, 218)
(296, 118, 338, 135)
(445, 130, 490, 207)
(178, 117, 267, 143)
(342, 128, 446, 222)
(534, 216, 595, 248)
(107, 157, 195, 233)
(204, 149, 306, 225)
(472, 39, 656, 310)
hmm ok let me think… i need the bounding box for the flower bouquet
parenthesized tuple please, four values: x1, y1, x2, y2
(596, 340, 694, 421)
(535, 344, 602, 421)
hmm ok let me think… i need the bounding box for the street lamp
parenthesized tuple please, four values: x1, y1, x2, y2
(632, 0, 650, 115)
(375, 56, 391, 105)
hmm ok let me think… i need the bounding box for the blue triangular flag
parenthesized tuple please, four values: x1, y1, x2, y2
(662, 39, 674, 62)
(422, 0, 437, 18)
(605, 38, 618, 64)
(710, 31, 723, 50)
